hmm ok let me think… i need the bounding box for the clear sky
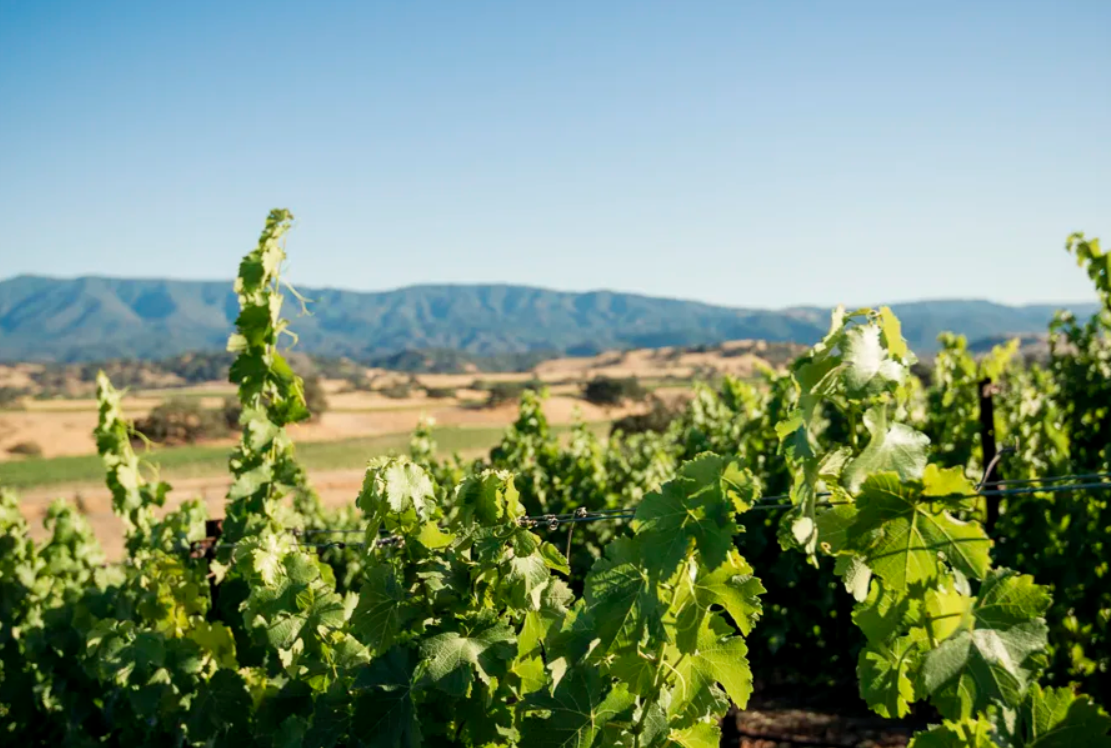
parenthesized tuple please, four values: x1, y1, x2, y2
(1, 1, 1108, 309)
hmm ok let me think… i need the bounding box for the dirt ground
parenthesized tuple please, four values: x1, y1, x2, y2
(0, 392, 649, 461)
(17, 466, 374, 560)
(724, 700, 916, 747)
(532, 341, 777, 382)
(0, 338, 793, 461)
(10, 392, 665, 560)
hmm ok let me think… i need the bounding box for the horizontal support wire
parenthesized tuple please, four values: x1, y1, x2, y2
(284, 474, 1111, 540)
(981, 471, 1111, 488)
(190, 537, 401, 552)
(971, 480, 1111, 499)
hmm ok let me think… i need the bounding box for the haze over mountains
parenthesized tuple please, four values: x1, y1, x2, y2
(0, 275, 1097, 364)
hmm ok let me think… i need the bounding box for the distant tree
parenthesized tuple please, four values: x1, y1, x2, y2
(484, 380, 543, 408)
(133, 398, 229, 445)
(0, 387, 27, 408)
(302, 374, 328, 420)
(609, 396, 680, 435)
(380, 382, 413, 399)
(221, 396, 242, 430)
(582, 376, 647, 406)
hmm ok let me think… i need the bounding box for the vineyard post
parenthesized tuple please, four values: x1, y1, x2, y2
(201, 520, 222, 604)
(979, 377, 1002, 531)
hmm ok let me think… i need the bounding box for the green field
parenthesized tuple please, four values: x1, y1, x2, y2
(0, 422, 608, 491)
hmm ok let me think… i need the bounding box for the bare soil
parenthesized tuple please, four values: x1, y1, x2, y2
(723, 700, 915, 747)
(0, 392, 646, 461)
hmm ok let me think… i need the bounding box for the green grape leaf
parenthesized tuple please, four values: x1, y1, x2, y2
(327, 633, 371, 671)
(879, 306, 908, 359)
(471, 525, 562, 611)
(186, 669, 253, 742)
(842, 407, 930, 493)
(515, 613, 549, 695)
(671, 614, 753, 714)
(908, 717, 996, 748)
(853, 580, 921, 646)
(834, 554, 873, 602)
(923, 583, 975, 644)
(673, 550, 764, 646)
(814, 504, 860, 554)
(456, 469, 524, 524)
(417, 621, 516, 697)
(357, 458, 436, 528)
(457, 688, 519, 747)
(921, 569, 1050, 720)
(243, 552, 347, 652)
(274, 715, 310, 748)
(667, 722, 721, 748)
(521, 667, 636, 748)
(415, 521, 454, 550)
(248, 533, 293, 585)
(505, 547, 553, 611)
(818, 446, 854, 481)
(540, 541, 571, 575)
(776, 409, 817, 463)
(303, 687, 352, 748)
(188, 620, 238, 669)
(844, 473, 993, 591)
(580, 537, 664, 656)
(1000, 683, 1111, 747)
(350, 564, 418, 654)
(858, 634, 920, 718)
(841, 323, 906, 398)
(972, 567, 1052, 629)
(352, 647, 420, 748)
(634, 696, 670, 748)
(921, 464, 976, 499)
(633, 454, 753, 576)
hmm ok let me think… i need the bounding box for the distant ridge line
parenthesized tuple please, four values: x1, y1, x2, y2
(0, 275, 1098, 363)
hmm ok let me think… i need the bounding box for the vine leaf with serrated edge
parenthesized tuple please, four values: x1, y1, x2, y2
(352, 647, 421, 748)
(858, 634, 921, 719)
(350, 564, 419, 654)
(416, 620, 516, 697)
(818, 472, 992, 592)
(993, 683, 1111, 747)
(841, 406, 930, 493)
(632, 454, 756, 578)
(520, 666, 636, 748)
(920, 569, 1051, 720)
(670, 613, 754, 715)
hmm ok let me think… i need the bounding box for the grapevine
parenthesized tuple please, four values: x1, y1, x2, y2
(775, 305, 1110, 744)
(1, 211, 1109, 748)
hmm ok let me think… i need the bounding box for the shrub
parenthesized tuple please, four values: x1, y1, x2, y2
(379, 382, 412, 399)
(582, 375, 647, 406)
(610, 395, 681, 435)
(132, 397, 228, 445)
(302, 374, 328, 418)
(424, 386, 456, 399)
(0, 386, 27, 408)
(484, 380, 542, 408)
(6, 440, 42, 458)
(221, 395, 242, 430)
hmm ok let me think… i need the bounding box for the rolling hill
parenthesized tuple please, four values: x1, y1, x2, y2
(0, 275, 1097, 363)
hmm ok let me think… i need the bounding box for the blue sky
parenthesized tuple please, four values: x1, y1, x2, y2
(0, 1, 1108, 308)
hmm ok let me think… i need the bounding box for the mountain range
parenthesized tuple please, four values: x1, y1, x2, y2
(0, 275, 1097, 363)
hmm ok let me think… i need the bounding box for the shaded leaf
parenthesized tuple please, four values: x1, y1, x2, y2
(521, 667, 636, 748)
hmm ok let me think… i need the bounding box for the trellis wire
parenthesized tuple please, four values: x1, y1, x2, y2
(283, 473, 1110, 540)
